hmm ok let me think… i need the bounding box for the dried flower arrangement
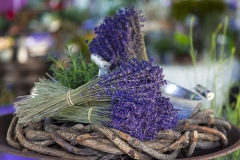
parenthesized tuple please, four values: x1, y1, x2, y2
(7, 6, 231, 160)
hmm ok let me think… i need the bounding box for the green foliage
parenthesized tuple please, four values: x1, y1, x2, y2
(153, 32, 190, 55)
(47, 47, 98, 89)
(189, 16, 240, 159)
(0, 82, 15, 105)
(153, 35, 173, 53)
(0, 16, 6, 31)
(216, 86, 240, 160)
(59, 8, 89, 24)
(171, 0, 226, 22)
(174, 32, 190, 54)
(226, 87, 240, 126)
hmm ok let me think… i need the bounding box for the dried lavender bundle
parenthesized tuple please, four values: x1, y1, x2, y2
(53, 95, 178, 140)
(15, 60, 178, 140)
(55, 59, 179, 140)
(89, 6, 147, 69)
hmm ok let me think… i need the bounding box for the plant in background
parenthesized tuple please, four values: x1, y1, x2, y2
(171, 0, 227, 56)
(153, 32, 190, 65)
(153, 34, 173, 54)
(0, 83, 15, 105)
(171, 0, 226, 23)
(173, 32, 190, 55)
(215, 84, 240, 160)
(47, 47, 98, 89)
(189, 17, 240, 159)
(223, 86, 240, 159)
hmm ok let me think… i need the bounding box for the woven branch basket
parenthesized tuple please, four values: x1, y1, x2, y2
(6, 106, 233, 160)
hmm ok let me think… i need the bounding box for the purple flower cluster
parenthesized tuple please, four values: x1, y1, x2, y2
(108, 98, 178, 140)
(96, 60, 179, 140)
(89, 6, 145, 68)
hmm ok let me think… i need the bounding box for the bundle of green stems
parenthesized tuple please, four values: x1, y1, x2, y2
(15, 78, 111, 126)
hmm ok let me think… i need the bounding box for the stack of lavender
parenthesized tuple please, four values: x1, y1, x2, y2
(89, 7, 179, 139)
(15, 7, 179, 140)
(53, 59, 178, 140)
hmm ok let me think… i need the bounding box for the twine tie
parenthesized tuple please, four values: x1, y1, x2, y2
(88, 107, 96, 123)
(67, 90, 74, 106)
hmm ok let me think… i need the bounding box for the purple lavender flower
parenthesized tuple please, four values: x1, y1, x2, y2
(95, 60, 179, 140)
(107, 97, 178, 140)
(89, 6, 145, 68)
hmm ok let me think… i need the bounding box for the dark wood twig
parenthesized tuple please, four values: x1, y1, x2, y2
(95, 138, 115, 146)
(156, 129, 219, 141)
(6, 116, 22, 150)
(144, 141, 171, 150)
(56, 128, 125, 155)
(155, 129, 182, 140)
(27, 121, 43, 130)
(111, 128, 180, 160)
(179, 118, 231, 131)
(44, 118, 104, 156)
(80, 139, 125, 155)
(191, 109, 214, 119)
(184, 131, 198, 157)
(196, 141, 221, 149)
(25, 128, 51, 141)
(91, 124, 141, 159)
(22, 148, 37, 153)
(58, 126, 105, 141)
(161, 131, 189, 153)
(79, 124, 92, 134)
(98, 154, 120, 160)
(198, 133, 219, 141)
(217, 125, 227, 136)
(70, 124, 84, 132)
(174, 125, 228, 145)
(60, 126, 81, 134)
(16, 123, 98, 160)
(76, 132, 105, 141)
(30, 140, 55, 146)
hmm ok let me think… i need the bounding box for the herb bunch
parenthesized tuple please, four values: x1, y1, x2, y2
(89, 6, 148, 69)
(48, 48, 98, 89)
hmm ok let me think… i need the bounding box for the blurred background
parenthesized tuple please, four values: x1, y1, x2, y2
(0, 0, 240, 159)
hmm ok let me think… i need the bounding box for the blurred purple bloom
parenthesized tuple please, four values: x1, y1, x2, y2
(82, 19, 96, 31)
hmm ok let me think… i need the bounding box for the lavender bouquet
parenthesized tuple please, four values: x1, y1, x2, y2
(55, 7, 177, 139)
(89, 6, 148, 69)
(15, 7, 178, 140)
